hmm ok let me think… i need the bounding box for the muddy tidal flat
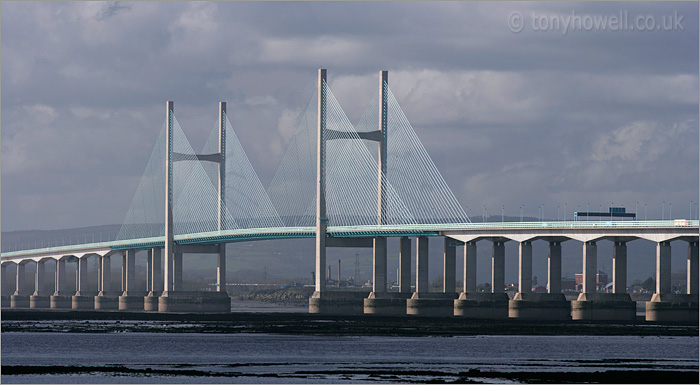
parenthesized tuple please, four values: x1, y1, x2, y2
(2, 309, 698, 384)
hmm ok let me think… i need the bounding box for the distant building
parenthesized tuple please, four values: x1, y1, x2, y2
(575, 270, 609, 291)
(561, 276, 576, 291)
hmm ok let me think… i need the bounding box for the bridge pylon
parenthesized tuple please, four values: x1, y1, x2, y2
(314, 68, 327, 294)
(310, 70, 410, 315)
(157, 100, 230, 312)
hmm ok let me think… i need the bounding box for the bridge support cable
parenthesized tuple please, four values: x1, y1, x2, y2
(170, 113, 235, 235)
(119, 104, 256, 243)
(269, 81, 414, 227)
(355, 85, 470, 224)
(267, 92, 319, 227)
(117, 121, 167, 241)
(201, 109, 283, 230)
(323, 81, 414, 226)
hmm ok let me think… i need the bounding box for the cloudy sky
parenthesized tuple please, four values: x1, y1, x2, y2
(2, 1, 698, 232)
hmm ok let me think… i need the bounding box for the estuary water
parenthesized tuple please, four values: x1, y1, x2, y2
(1, 332, 698, 383)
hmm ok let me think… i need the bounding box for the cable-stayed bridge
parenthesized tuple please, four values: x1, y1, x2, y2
(2, 69, 697, 321)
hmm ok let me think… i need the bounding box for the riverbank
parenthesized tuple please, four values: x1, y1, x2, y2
(2, 309, 697, 336)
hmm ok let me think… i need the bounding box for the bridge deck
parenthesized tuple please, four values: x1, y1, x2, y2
(1, 220, 698, 263)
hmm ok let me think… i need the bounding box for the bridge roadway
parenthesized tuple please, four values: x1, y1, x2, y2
(3, 220, 697, 262)
(2, 220, 698, 321)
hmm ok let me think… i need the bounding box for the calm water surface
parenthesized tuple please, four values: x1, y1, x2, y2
(2, 332, 697, 383)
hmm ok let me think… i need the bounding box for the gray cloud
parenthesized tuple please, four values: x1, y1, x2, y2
(1, 1, 698, 232)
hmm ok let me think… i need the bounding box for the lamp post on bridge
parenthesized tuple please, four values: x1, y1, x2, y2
(520, 204, 523, 222)
(542, 203, 545, 222)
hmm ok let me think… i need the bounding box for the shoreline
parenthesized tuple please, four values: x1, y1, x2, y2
(2, 365, 697, 384)
(2, 309, 697, 336)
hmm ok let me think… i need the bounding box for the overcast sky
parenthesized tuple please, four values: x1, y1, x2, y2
(2, 1, 698, 232)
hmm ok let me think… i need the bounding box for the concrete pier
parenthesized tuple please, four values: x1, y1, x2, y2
(688, 241, 698, 295)
(612, 241, 627, 294)
(217, 245, 226, 293)
(646, 293, 699, 322)
(399, 236, 411, 293)
(372, 237, 387, 295)
(144, 291, 161, 311)
(145, 250, 152, 292)
(572, 292, 636, 321)
(366, 236, 412, 315)
(492, 241, 505, 293)
(455, 241, 509, 318)
(119, 249, 146, 310)
(157, 290, 230, 313)
(572, 241, 635, 321)
(408, 292, 458, 316)
(463, 241, 477, 293)
(174, 252, 183, 290)
(509, 292, 570, 319)
(1, 264, 8, 307)
(364, 292, 412, 315)
(406, 236, 430, 315)
(518, 241, 533, 294)
(309, 290, 369, 314)
(365, 236, 409, 315)
(10, 294, 30, 308)
(455, 291, 509, 318)
(94, 292, 120, 309)
(50, 258, 71, 308)
(29, 296, 50, 308)
(121, 254, 127, 291)
(415, 236, 429, 294)
(95, 254, 119, 310)
(72, 256, 96, 309)
(646, 241, 699, 322)
(443, 238, 457, 294)
(30, 260, 50, 308)
(510, 240, 570, 319)
(11, 262, 30, 308)
(548, 241, 562, 293)
(119, 295, 146, 310)
(144, 248, 162, 311)
(408, 238, 458, 316)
